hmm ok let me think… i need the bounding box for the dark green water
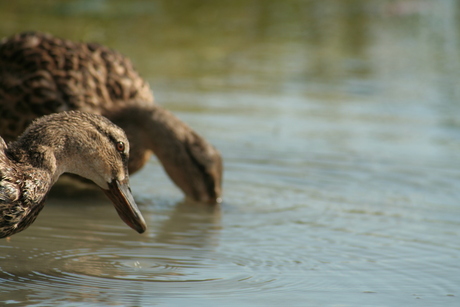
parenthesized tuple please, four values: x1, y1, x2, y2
(1, 1, 460, 306)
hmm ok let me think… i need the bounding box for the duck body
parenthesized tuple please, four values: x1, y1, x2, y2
(0, 31, 222, 203)
(0, 111, 146, 238)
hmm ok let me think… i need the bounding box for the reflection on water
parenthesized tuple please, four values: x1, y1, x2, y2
(1, 0, 460, 306)
(0, 195, 223, 303)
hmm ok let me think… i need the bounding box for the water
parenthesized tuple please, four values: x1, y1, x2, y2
(1, 0, 460, 306)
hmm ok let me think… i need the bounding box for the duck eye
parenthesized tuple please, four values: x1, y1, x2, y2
(116, 141, 125, 152)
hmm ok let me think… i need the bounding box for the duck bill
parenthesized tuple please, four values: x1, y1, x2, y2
(103, 179, 147, 234)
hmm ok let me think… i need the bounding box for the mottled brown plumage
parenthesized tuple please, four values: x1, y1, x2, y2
(0, 31, 222, 204)
(0, 111, 146, 238)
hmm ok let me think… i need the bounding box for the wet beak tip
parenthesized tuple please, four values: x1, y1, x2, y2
(104, 179, 147, 235)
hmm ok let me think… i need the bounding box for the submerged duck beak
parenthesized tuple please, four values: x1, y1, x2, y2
(103, 179, 147, 234)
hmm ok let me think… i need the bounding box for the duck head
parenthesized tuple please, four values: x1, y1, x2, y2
(16, 111, 147, 234)
(64, 112, 147, 234)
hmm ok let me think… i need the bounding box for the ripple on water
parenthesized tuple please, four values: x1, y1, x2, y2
(0, 234, 318, 300)
(1, 146, 460, 305)
(222, 147, 460, 300)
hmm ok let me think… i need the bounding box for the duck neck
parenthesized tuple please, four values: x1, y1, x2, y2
(109, 104, 222, 203)
(7, 143, 61, 184)
(16, 163, 53, 208)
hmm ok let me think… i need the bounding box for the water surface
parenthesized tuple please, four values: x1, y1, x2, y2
(1, 1, 460, 306)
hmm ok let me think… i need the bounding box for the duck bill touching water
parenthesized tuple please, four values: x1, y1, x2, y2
(0, 31, 223, 204)
(0, 111, 147, 238)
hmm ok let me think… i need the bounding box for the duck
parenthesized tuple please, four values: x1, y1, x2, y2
(0, 31, 222, 204)
(0, 110, 146, 238)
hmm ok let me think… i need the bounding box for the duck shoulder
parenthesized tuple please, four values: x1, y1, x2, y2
(0, 136, 51, 238)
(0, 31, 154, 142)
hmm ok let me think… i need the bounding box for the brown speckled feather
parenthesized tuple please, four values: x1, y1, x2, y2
(0, 136, 33, 237)
(0, 31, 153, 141)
